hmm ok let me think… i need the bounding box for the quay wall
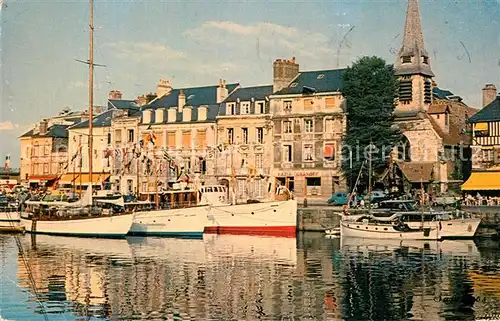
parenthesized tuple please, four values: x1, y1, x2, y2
(297, 206, 500, 238)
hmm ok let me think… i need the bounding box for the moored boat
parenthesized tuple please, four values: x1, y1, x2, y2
(199, 184, 297, 237)
(20, 188, 134, 238)
(0, 196, 23, 233)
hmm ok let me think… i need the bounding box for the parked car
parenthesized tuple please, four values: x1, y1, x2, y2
(327, 192, 349, 206)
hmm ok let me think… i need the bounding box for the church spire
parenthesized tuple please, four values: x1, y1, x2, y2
(394, 0, 434, 77)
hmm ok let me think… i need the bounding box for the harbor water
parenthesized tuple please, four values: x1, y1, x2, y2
(1, 233, 500, 321)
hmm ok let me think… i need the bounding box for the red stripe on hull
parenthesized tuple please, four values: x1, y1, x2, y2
(204, 226, 296, 238)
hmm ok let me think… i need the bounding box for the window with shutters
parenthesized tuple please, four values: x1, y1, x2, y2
(303, 144, 313, 162)
(227, 128, 234, 144)
(283, 101, 292, 113)
(168, 132, 176, 149)
(255, 154, 263, 168)
(304, 119, 313, 133)
(182, 131, 191, 149)
(197, 130, 207, 148)
(241, 102, 250, 115)
(115, 130, 122, 144)
(283, 144, 292, 162)
(283, 121, 292, 134)
(241, 128, 248, 144)
(325, 118, 334, 133)
(256, 127, 264, 144)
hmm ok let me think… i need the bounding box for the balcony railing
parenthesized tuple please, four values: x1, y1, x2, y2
(215, 167, 271, 177)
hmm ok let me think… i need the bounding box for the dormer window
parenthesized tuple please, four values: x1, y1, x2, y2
(226, 102, 236, 115)
(401, 56, 412, 64)
(240, 102, 250, 115)
(421, 56, 429, 64)
(290, 82, 298, 88)
(255, 101, 265, 114)
(317, 74, 325, 79)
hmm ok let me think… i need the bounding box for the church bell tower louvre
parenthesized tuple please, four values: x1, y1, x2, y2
(394, 0, 435, 117)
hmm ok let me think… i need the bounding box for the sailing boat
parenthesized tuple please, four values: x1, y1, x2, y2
(339, 143, 442, 240)
(19, 0, 134, 238)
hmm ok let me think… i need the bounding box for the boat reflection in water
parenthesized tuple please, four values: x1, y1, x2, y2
(8, 233, 500, 320)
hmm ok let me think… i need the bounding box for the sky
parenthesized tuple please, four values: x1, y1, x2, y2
(1, 0, 499, 167)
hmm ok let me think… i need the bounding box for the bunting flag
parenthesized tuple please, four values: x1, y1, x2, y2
(149, 132, 157, 146)
(248, 164, 256, 179)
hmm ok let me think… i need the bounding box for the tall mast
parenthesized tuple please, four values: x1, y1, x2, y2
(367, 142, 373, 213)
(88, 0, 94, 190)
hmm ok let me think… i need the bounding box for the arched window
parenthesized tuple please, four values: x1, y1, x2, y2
(396, 136, 411, 161)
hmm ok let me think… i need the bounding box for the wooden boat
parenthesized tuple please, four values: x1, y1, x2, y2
(20, 187, 134, 238)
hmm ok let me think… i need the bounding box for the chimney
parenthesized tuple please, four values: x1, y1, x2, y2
(135, 94, 148, 106)
(217, 79, 229, 103)
(273, 57, 299, 92)
(39, 119, 48, 135)
(156, 79, 172, 97)
(178, 89, 186, 113)
(108, 90, 123, 100)
(482, 84, 497, 107)
(146, 92, 157, 104)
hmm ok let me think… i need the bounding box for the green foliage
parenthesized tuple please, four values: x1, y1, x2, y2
(341, 56, 401, 191)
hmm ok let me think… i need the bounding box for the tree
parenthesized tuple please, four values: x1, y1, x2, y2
(341, 56, 400, 192)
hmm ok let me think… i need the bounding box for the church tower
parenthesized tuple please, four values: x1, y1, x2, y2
(395, 0, 434, 117)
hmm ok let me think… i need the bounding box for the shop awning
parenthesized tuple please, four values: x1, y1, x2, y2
(28, 175, 57, 182)
(58, 174, 80, 184)
(462, 172, 500, 191)
(58, 173, 110, 185)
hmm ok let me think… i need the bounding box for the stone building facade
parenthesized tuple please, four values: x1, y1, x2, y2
(216, 85, 274, 202)
(132, 79, 239, 195)
(270, 58, 347, 200)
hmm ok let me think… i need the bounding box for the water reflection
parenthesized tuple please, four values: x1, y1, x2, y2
(1, 233, 500, 320)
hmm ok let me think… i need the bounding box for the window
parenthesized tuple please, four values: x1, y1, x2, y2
(255, 154, 263, 168)
(306, 177, 321, 195)
(283, 144, 292, 162)
(324, 143, 336, 161)
(303, 144, 313, 161)
(317, 74, 325, 79)
(227, 128, 234, 144)
(127, 179, 133, 193)
(436, 114, 440, 119)
(304, 119, 313, 133)
(283, 101, 292, 113)
(421, 56, 429, 64)
(182, 131, 191, 149)
(482, 149, 494, 162)
(255, 180, 264, 198)
(226, 103, 236, 115)
(197, 130, 206, 149)
(304, 98, 313, 110)
(168, 132, 176, 149)
(283, 121, 292, 134)
(241, 102, 250, 115)
(241, 153, 248, 167)
(256, 127, 264, 144)
(241, 128, 248, 144)
(44, 145, 50, 156)
(238, 179, 247, 197)
(26, 147, 30, 158)
(402, 56, 412, 64)
(256, 102, 265, 114)
(184, 158, 191, 171)
(306, 177, 321, 186)
(43, 163, 49, 174)
(107, 133, 111, 145)
(325, 97, 335, 108)
(325, 118, 334, 133)
(128, 129, 134, 143)
(114, 130, 122, 144)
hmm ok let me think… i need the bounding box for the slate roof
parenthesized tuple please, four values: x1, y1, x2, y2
(20, 124, 69, 138)
(144, 83, 239, 110)
(274, 69, 346, 95)
(432, 87, 454, 100)
(69, 110, 114, 129)
(224, 85, 273, 103)
(467, 96, 500, 123)
(108, 99, 139, 110)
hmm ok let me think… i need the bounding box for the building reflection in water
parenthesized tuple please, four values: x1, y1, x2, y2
(12, 233, 500, 320)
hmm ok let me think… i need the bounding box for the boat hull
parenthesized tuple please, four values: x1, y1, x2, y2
(129, 206, 207, 238)
(0, 211, 23, 233)
(407, 218, 481, 238)
(204, 199, 297, 237)
(340, 221, 441, 240)
(20, 213, 134, 238)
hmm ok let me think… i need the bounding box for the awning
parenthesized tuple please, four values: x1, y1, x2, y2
(462, 172, 500, 191)
(28, 175, 57, 182)
(58, 174, 80, 184)
(474, 122, 488, 131)
(58, 173, 110, 185)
